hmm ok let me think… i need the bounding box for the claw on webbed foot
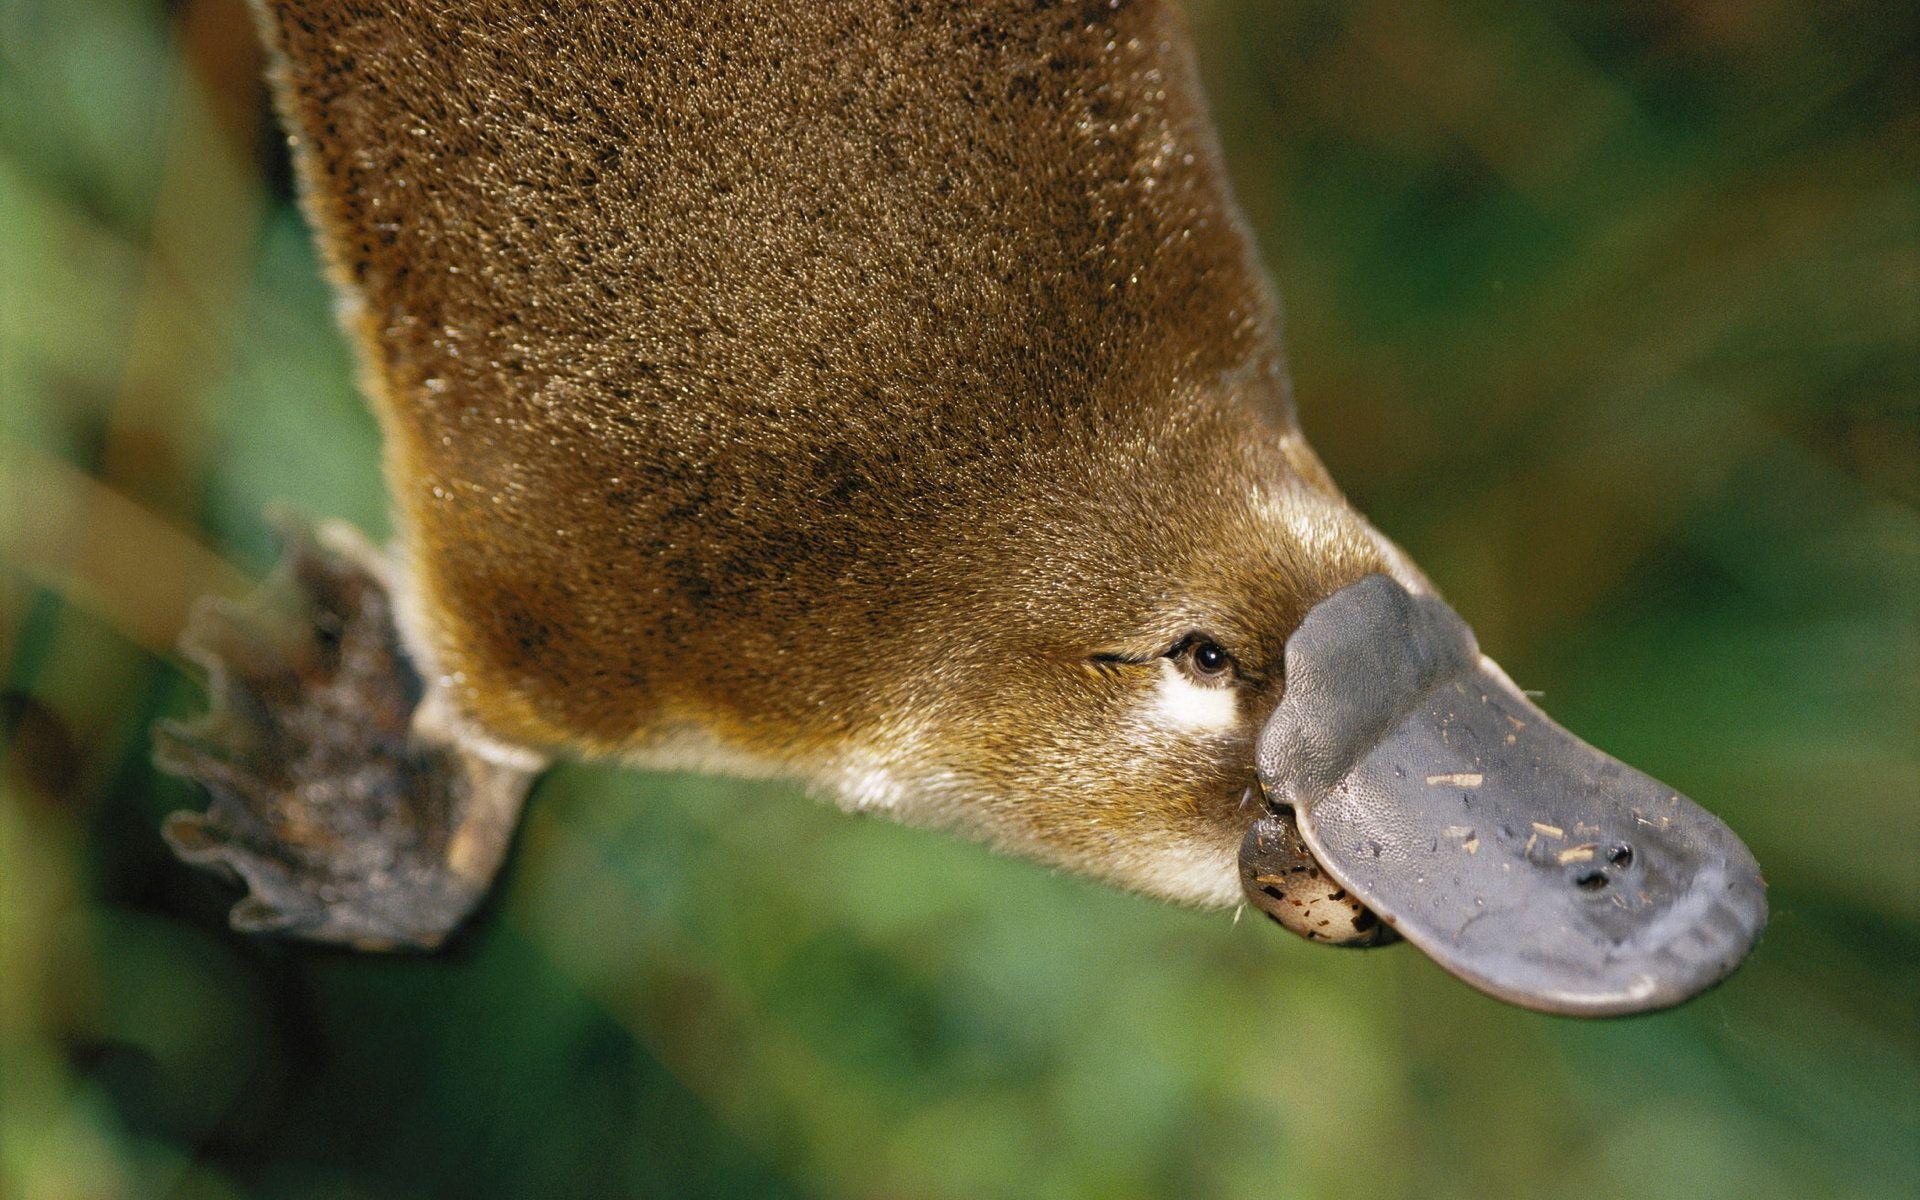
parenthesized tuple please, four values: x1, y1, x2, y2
(156, 511, 536, 950)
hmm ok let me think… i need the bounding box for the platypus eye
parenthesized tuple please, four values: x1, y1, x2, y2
(1176, 637, 1235, 680)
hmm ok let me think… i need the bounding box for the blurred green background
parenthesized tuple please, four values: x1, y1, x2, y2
(2, 0, 1915, 1197)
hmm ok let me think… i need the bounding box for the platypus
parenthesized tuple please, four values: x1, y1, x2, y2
(158, 0, 1765, 1016)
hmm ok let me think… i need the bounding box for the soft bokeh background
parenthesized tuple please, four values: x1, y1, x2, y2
(2, 0, 1915, 1196)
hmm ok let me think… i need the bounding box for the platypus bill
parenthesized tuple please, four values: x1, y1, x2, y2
(156, 0, 1765, 1016)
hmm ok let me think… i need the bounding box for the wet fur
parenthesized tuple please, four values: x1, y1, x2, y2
(255, 0, 1400, 903)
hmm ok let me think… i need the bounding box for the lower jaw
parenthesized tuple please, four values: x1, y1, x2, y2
(1239, 807, 1395, 947)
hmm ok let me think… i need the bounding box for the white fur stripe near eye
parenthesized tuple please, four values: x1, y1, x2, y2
(1149, 660, 1238, 732)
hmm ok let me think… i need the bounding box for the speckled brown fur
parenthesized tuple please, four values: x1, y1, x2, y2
(253, 0, 1405, 903)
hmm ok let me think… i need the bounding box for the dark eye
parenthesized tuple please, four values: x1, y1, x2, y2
(1184, 638, 1234, 678)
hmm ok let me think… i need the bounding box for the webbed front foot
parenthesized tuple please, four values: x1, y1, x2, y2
(155, 512, 539, 950)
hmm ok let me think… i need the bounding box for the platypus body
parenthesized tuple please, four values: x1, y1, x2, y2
(159, 0, 1765, 1015)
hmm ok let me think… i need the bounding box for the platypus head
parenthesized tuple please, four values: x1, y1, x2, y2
(846, 375, 1762, 1018)
(227, 0, 1765, 1011)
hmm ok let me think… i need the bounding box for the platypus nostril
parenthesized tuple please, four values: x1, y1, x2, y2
(1574, 869, 1610, 892)
(1608, 843, 1634, 868)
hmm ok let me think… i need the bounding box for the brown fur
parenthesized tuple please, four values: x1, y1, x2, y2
(254, 0, 1403, 903)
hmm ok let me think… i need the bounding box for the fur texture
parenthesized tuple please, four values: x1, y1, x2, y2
(255, 0, 1413, 904)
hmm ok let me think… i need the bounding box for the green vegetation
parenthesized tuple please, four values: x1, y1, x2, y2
(3, 1, 1914, 1196)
